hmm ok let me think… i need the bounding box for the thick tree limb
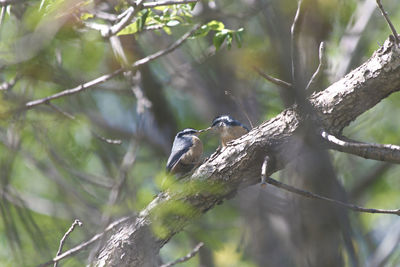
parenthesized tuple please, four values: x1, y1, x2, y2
(321, 131, 400, 164)
(93, 37, 400, 266)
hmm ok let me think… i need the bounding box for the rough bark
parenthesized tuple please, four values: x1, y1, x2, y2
(93, 37, 400, 266)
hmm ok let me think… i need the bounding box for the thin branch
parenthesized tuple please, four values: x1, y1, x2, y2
(38, 216, 132, 267)
(0, 6, 6, 31)
(25, 24, 200, 109)
(54, 219, 83, 267)
(0, 75, 19, 91)
(91, 131, 122, 145)
(263, 176, 400, 216)
(131, 23, 200, 68)
(159, 242, 204, 267)
(106, 0, 144, 37)
(46, 101, 123, 145)
(305, 41, 326, 91)
(25, 68, 124, 109)
(260, 155, 270, 187)
(376, 0, 399, 45)
(350, 163, 391, 200)
(224, 90, 253, 128)
(321, 131, 400, 164)
(290, 0, 304, 87)
(46, 102, 75, 120)
(143, 0, 198, 8)
(92, 10, 119, 22)
(253, 66, 292, 89)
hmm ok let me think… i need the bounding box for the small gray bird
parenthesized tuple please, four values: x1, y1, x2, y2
(206, 115, 249, 146)
(166, 128, 203, 176)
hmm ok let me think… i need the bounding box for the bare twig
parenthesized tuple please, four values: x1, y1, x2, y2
(46, 102, 75, 120)
(224, 90, 253, 128)
(290, 0, 304, 87)
(92, 10, 118, 22)
(159, 242, 204, 267)
(305, 41, 326, 91)
(376, 0, 399, 45)
(321, 131, 400, 164)
(0, 6, 6, 31)
(54, 219, 83, 267)
(118, 0, 196, 21)
(0, 75, 19, 91)
(46, 101, 123, 145)
(91, 131, 122, 145)
(253, 66, 292, 89)
(260, 155, 270, 187)
(25, 24, 200, 109)
(143, 0, 198, 8)
(264, 176, 400, 216)
(350, 163, 391, 200)
(25, 68, 124, 108)
(38, 216, 131, 267)
(105, 0, 144, 37)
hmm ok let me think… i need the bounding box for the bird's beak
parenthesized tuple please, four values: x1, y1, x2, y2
(198, 127, 212, 133)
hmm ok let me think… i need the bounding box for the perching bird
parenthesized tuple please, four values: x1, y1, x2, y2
(207, 115, 249, 146)
(166, 128, 203, 176)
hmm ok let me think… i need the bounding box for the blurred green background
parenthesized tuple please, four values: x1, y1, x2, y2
(1, 0, 400, 266)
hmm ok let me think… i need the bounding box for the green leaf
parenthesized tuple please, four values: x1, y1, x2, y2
(166, 19, 180, 27)
(139, 9, 150, 30)
(234, 28, 244, 48)
(207, 20, 225, 31)
(117, 22, 139, 36)
(192, 24, 210, 38)
(213, 32, 227, 50)
(80, 13, 94, 21)
(226, 32, 233, 49)
(163, 26, 172, 35)
(189, 2, 197, 10)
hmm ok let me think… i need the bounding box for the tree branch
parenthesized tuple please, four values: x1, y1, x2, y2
(24, 24, 200, 110)
(38, 216, 131, 267)
(92, 36, 400, 266)
(376, 0, 399, 45)
(263, 176, 400, 216)
(105, 0, 144, 38)
(321, 131, 400, 164)
(159, 242, 204, 267)
(54, 219, 82, 267)
(290, 0, 304, 88)
(253, 66, 292, 89)
(306, 41, 326, 91)
(143, 0, 198, 8)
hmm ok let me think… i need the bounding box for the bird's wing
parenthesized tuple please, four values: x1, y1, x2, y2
(231, 120, 250, 132)
(166, 137, 191, 171)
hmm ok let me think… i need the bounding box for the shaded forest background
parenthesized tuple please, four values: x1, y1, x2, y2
(1, 0, 400, 266)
